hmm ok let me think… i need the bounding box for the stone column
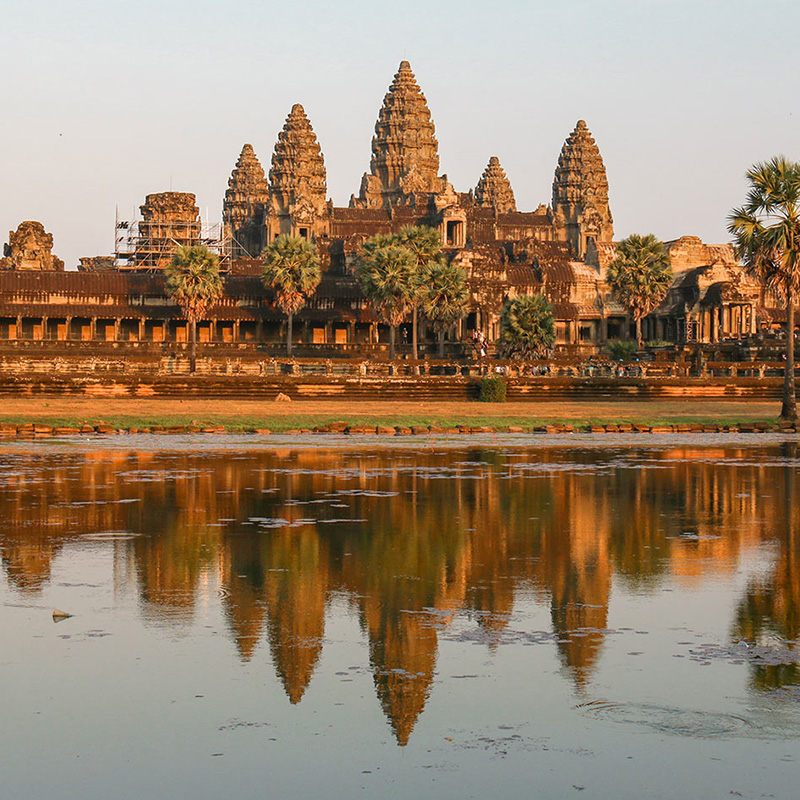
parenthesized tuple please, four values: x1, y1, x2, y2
(114, 319, 120, 341)
(139, 318, 146, 341)
(233, 320, 240, 342)
(14, 315, 21, 340)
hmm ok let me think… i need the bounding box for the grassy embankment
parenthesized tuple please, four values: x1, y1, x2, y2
(0, 397, 784, 432)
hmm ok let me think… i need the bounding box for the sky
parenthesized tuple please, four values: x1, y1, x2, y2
(1, 0, 798, 270)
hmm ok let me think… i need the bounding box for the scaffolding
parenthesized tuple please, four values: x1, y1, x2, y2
(114, 208, 232, 271)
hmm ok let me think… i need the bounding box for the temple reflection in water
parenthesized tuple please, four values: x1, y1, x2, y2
(1, 443, 797, 744)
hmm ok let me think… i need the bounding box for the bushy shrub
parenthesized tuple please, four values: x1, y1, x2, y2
(607, 340, 638, 361)
(644, 339, 672, 348)
(477, 375, 507, 403)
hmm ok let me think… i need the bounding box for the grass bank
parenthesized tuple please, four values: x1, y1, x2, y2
(0, 397, 784, 432)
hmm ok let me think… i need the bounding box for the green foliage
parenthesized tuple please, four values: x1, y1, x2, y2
(728, 156, 800, 420)
(356, 242, 417, 327)
(606, 234, 672, 344)
(497, 294, 556, 359)
(477, 375, 507, 403)
(644, 339, 672, 348)
(261, 234, 322, 316)
(420, 259, 469, 328)
(397, 225, 442, 266)
(728, 156, 800, 297)
(165, 245, 223, 322)
(607, 339, 638, 361)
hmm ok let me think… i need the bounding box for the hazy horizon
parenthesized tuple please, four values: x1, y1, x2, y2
(1, 0, 798, 269)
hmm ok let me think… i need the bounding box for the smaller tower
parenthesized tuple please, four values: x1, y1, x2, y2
(267, 104, 328, 240)
(551, 120, 614, 258)
(223, 143, 269, 258)
(474, 157, 516, 213)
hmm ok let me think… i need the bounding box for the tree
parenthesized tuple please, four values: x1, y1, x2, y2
(606, 233, 672, 348)
(420, 258, 469, 358)
(165, 244, 223, 374)
(262, 234, 321, 357)
(397, 226, 443, 359)
(356, 241, 417, 359)
(728, 156, 800, 421)
(497, 294, 556, 359)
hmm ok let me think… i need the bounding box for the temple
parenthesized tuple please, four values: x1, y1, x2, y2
(0, 61, 774, 354)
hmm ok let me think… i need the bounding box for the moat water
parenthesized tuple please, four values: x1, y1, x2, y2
(2, 435, 800, 799)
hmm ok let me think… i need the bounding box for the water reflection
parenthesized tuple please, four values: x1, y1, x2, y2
(1, 442, 797, 744)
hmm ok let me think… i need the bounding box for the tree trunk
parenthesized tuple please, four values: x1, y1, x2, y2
(782, 289, 797, 421)
(412, 306, 418, 360)
(287, 312, 293, 358)
(437, 328, 445, 359)
(189, 318, 197, 374)
(635, 316, 643, 349)
(389, 325, 396, 360)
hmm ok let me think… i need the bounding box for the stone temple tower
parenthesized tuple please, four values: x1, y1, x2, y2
(353, 61, 450, 208)
(551, 120, 614, 258)
(267, 103, 329, 240)
(473, 157, 516, 213)
(222, 143, 269, 258)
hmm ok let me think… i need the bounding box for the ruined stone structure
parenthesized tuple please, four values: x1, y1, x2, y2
(132, 192, 201, 270)
(223, 144, 269, 258)
(0, 221, 64, 272)
(0, 61, 777, 355)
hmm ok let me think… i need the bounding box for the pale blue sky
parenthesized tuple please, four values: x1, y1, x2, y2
(1, 0, 798, 268)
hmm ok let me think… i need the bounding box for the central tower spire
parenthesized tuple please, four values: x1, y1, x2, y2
(352, 61, 448, 208)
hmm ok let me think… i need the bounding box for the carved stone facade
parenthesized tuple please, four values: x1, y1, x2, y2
(0, 221, 64, 272)
(473, 157, 516, 213)
(223, 144, 269, 258)
(552, 120, 614, 258)
(352, 60, 452, 209)
(266, 104, 329, 240)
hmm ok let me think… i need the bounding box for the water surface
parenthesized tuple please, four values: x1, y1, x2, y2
(2, 435, 800, 799)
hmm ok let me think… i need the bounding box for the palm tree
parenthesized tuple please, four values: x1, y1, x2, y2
(497, 294, 556, 359)
(420, 258, 469, 358)
(606, 233, 673, 348)
(398, 226, 442, 359)
(356, 242, 417, 359)
(728, 156, 800, 421)
(262, 234, 322, 357)
(165, 244, 224, 374)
